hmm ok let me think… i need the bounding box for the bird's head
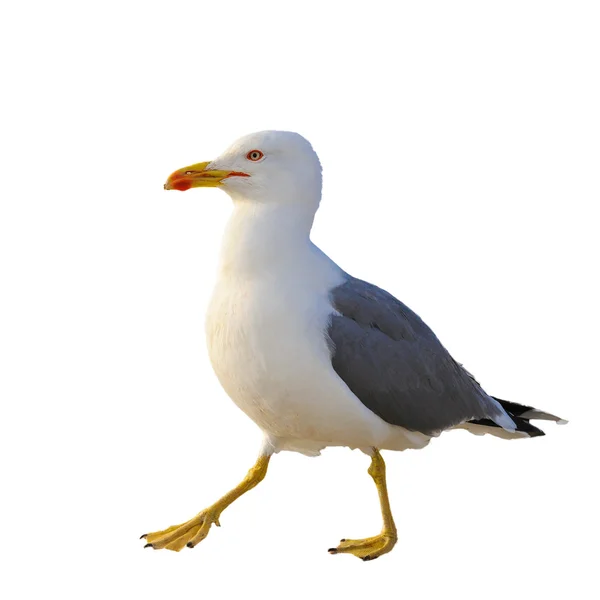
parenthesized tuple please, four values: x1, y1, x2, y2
(164, 130, 322, 208)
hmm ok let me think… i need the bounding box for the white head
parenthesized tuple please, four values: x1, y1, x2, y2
(165, 130, 323, 212)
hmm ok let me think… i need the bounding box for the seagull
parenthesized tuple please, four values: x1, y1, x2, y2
(142, 130, 566, 560)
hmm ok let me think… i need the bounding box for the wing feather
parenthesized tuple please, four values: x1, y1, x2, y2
(328, 276, 513, 435)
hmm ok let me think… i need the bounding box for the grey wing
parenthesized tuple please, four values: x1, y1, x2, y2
(328, 276, 514, 435)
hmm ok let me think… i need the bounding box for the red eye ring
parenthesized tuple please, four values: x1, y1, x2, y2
(246, 149, 264, 161)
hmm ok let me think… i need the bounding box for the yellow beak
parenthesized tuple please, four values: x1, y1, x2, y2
(164, 161, 249, 191)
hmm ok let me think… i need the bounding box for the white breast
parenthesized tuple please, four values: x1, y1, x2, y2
(204, 203, 429, 455)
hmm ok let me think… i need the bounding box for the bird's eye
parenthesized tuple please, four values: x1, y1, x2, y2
(246, 150, 264, 162)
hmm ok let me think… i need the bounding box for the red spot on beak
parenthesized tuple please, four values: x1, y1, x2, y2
(170, 178, 192, 191)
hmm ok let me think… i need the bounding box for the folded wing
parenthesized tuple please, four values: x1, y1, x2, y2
(328, 276, 515, 435)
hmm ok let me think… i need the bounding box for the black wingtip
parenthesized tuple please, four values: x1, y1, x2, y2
(468, 414, 546, 438)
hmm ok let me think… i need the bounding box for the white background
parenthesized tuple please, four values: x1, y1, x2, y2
(1, 1, 598, 598)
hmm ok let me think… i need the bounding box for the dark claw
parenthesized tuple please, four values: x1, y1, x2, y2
(362, 556, 372, 561)
(327, 548, 338, 554)
(187, 542, 194, 548)
(340, 539, 346, 542)
(140, 534, 147, 540)
(144, 543, 154, 549)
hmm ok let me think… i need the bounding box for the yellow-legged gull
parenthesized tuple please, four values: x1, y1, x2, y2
(141, 130, 566, 560)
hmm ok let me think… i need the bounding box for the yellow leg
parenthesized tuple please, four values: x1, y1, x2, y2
(329, 449, 398, 561)
(141, 454, 270, 552)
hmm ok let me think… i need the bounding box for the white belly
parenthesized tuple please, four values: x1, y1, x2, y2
(205, 210, 431, 455)
(205, 266, 395, 453)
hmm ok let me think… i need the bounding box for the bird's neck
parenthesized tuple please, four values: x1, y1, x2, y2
(218, 200, 316, 278)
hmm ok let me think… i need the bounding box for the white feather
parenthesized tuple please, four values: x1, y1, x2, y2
(206, 199, 430, 455)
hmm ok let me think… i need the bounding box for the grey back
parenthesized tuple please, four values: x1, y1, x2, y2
(328, 276, 509, 435)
